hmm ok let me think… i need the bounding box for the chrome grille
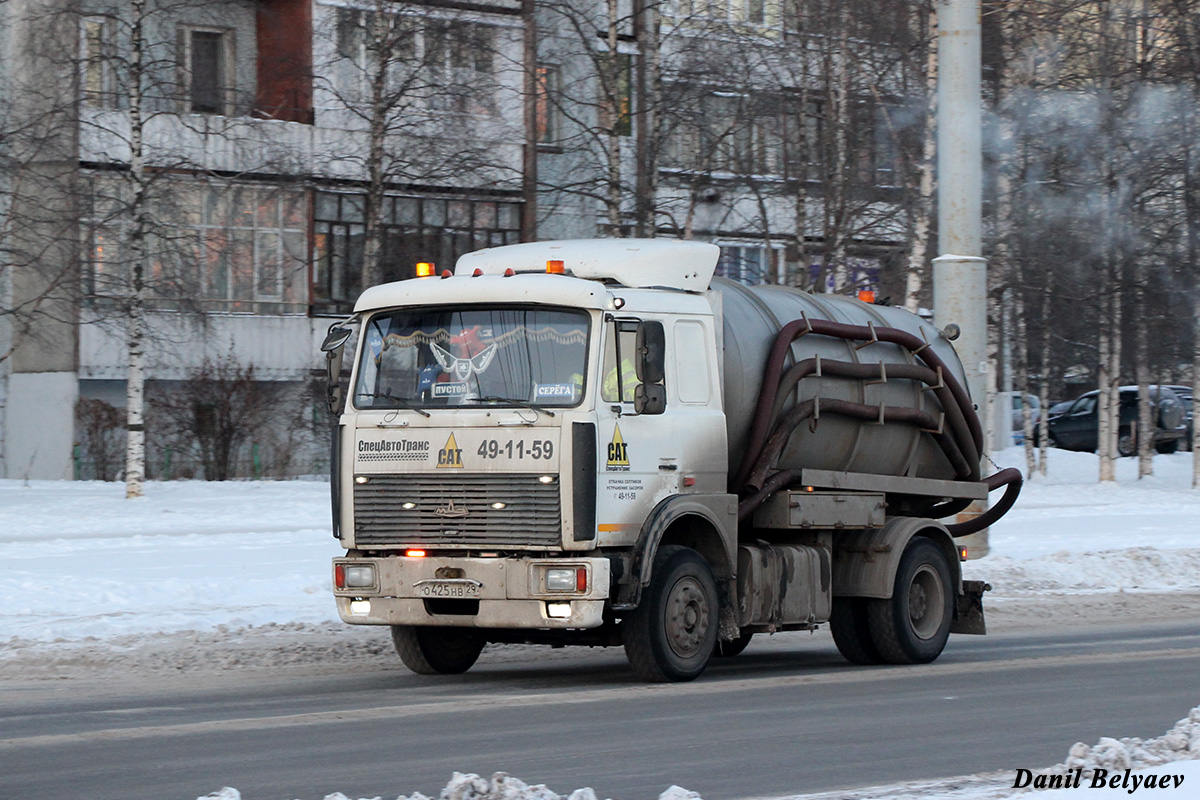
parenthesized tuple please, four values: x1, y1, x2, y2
(353, 474, 562, 548)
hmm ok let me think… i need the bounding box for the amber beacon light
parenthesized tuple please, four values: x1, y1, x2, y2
(415, 262, 435, 278)
(546, 259, 566, 274)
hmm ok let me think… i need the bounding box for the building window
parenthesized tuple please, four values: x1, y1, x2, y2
(83, 178, 308, 314)
(83, 18, 117, 108)
(179, 26, 235, 115)
(717, 245, 772, 285)
(599, 53, 632, 137)
(313, 193, 522, 314)
(425, 20, 497, 115)
(536, 65, 561, 145)
(678, 0, 770, 25)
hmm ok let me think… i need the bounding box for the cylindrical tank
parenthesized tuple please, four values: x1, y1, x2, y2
(715, 278, 972, 481)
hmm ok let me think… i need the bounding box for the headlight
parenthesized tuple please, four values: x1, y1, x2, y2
(544, 568, 577, 592)
(344, 565, 376, 588)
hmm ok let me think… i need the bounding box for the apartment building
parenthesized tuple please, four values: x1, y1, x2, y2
(0, 0, 913, 480)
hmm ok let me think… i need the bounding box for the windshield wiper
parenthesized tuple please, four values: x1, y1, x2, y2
(355, 391, 431, 417)
(468, 395, 556, 417)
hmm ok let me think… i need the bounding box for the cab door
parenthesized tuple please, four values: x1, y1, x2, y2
(592, 315, 680, 547)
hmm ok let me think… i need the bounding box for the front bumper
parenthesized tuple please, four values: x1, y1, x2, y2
(333, 554, 611, 629)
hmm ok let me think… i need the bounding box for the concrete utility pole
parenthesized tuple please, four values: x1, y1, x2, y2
(933, 0, 989, 555)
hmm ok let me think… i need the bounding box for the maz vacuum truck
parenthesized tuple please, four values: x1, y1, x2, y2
(320, 239, 1021, 682)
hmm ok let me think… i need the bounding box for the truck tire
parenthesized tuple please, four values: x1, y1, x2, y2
(623, 545, 718, 682)
(714, 632, 753, 657)
(1118, 430, 1136, 457)
(391, 626, 484, 675)
(830, 597, 883, 665)
(866, 538, 954, 665)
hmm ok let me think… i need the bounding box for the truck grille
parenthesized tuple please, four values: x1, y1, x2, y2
(353, 474, 562, 548)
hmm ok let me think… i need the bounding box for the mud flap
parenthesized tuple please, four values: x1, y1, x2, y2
(951, 580, 990, 635)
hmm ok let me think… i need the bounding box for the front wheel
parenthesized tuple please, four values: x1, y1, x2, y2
(391, 626, 484, 675)
(1156, 439, 1179, 455)
(624, 545, 718, 682)
(1118, 430, 1136, 457)
(866, 538, 954, 665)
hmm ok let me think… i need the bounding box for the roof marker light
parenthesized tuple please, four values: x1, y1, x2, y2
(416, 262, 435, 278)
(473, 268, 483, 277)
(547, 259, 565, 274)
(441, 270, 452, 278)
(504, 268, 516, 277)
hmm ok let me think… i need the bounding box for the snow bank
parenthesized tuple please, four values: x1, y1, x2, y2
(194, 772, 695, 800)
(187, 710, 1200, 800)
(1053, 705, 1200, 776)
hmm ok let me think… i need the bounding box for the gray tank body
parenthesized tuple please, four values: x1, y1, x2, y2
(713, 278, 971, 481)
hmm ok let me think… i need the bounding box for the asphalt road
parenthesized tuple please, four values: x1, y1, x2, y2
(2, 622, 1198, 800)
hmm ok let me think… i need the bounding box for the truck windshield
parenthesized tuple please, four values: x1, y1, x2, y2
(353, 307, 589, 410)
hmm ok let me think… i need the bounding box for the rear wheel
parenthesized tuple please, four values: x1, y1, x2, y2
(391, 626, 484, 675)
(1118, 430, 1136, 457)
(830, 597, 883, 665)
(624, 545, 718, 682)
(867, 538, 954, 665)
(1156, 439, 1179, 455)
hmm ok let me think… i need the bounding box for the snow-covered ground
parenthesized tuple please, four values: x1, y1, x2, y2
(2, 446, 1198, 799)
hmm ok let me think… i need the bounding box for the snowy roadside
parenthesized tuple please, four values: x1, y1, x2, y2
(194, 705, 1200, 800)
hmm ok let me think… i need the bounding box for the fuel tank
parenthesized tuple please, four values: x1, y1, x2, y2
(714, 278, 971, 481)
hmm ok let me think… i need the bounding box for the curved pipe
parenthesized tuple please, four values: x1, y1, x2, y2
(944, 468, 1024, 537)
(737, 469, 800, 521)
(765, 358, 980, 482)
(733, 318, 983, 491)
(745, 397, 972, 493)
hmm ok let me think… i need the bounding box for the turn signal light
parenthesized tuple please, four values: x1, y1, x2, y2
(959, 546, 969, 562)
(546, 259, 565, 274)
(416, 262, 435, 277)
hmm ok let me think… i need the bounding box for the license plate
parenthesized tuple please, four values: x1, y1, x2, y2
(415, 580, 481, 599)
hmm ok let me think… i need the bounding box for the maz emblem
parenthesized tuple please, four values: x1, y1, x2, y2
(433, 499, 470, 518)
(431, 342, 497, 382)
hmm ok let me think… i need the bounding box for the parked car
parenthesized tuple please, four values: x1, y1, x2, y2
(1004, 392, 1041, 445)
(1162, 385, 1194, 449)
(1047, 400, 1075, 417)
(1045, 385, 1188, 456)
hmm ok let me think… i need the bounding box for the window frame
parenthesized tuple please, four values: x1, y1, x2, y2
(178, 24, 237, 116)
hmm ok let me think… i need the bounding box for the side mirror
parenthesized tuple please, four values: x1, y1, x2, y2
(321, 322, 355, 416)
(635, 321, 665, 384)
(634, 383, 666, 415)
(321, 326, 353, 352)
(325, 348, 345, 416)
